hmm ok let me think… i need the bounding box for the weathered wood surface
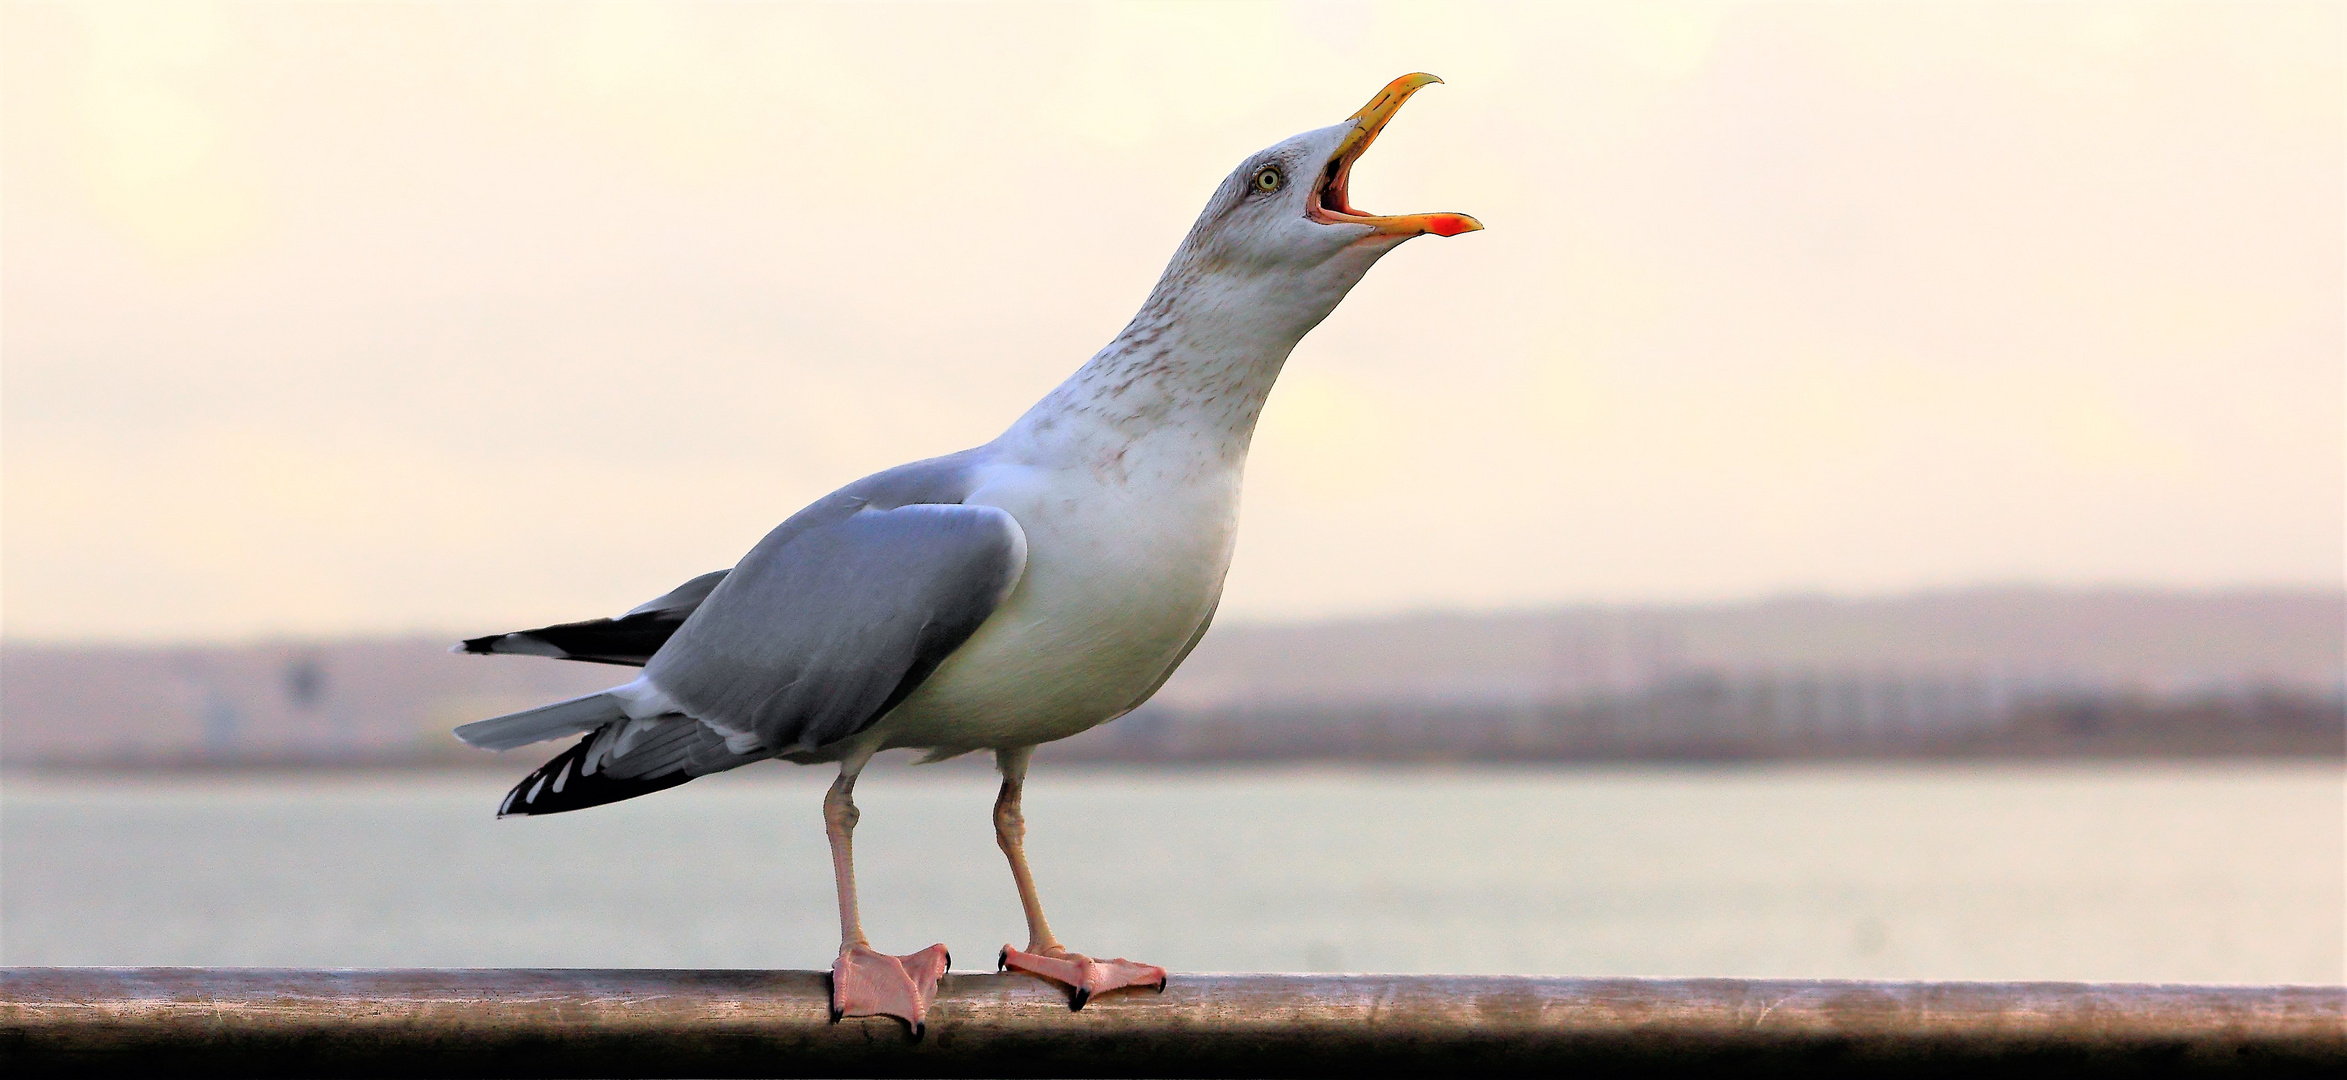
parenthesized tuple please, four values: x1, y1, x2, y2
(6, 967, 2341, 1077)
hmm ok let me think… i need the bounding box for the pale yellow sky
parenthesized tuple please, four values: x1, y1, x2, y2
(3, 1, 2340, 641)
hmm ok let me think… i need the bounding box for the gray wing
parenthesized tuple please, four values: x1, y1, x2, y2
(644, 501, 1027, 755)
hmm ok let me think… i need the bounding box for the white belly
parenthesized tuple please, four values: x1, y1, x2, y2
(868, 458, 1240, 753)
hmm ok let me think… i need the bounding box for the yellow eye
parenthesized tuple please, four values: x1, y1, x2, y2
(1252, 165, 1283, 194)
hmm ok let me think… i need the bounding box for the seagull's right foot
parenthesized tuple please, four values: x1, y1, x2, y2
(999, 945, 1167, 1010)
(829, 943, 949, 1036)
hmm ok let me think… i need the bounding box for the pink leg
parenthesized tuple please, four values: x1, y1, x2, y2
(823, 758, 949, 1035)
(991, 747, 1168, 1010)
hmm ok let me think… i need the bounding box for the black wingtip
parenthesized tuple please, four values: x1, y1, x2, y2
(495, 734, 696, 818)
(455, 631, 581, 661)
(456, 612, 695, 668)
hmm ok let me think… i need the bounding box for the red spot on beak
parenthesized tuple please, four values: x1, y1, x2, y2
(1423, 214, 1477, 237)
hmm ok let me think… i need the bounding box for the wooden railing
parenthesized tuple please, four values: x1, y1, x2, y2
(7, 967, 2341, 1076)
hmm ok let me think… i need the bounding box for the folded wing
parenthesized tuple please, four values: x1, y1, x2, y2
(648, 502, 1029, 756)
(456, 500, 1026, 816)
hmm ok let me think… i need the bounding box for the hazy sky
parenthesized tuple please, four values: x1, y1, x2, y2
(4, 1, 2340, 642)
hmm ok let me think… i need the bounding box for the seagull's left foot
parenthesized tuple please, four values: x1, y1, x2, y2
(999, 945, 1167, 1010)
(830, 943, 950, 1036)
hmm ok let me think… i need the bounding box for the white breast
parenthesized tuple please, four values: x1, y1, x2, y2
(869, 449, 1241, 753)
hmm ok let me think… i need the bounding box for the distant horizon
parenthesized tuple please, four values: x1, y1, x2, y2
(6, 579, 2338, 649)
(6, 581, 2334, 771)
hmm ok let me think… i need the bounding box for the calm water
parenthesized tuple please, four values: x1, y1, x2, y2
(4, 763, 2339, 984)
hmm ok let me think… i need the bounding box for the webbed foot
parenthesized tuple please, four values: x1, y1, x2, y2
(830, 943, 950, 1036)
(999, 945, 1167, 1010)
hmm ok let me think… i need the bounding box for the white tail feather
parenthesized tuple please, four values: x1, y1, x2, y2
(453, 691, 627, 751)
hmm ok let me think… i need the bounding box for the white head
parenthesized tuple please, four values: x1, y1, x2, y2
(1017, 75, 1482, 453)
(1150, 73, 1483, 349)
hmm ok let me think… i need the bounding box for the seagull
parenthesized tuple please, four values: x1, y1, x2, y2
(451, 73, 1480, 1032)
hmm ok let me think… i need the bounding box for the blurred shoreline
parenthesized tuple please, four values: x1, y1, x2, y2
(7, 588, 2339, 772)
(7, 689, 2337, 778)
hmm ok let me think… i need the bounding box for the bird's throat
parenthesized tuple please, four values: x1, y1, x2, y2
(1013, 317, 1289, 467)
(1006, 252, 1383, 469)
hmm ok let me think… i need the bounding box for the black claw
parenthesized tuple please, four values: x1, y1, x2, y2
(911, 1021, 925, 1042)
(1070, 987, 1091, 1012)
(997, 947, 1010, 973)
(1154, 979, 1169, 994)
(942, 949, 952, 970)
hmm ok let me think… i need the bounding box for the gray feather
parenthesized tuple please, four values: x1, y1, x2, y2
(589, 717, 753, 780)
(595, 719, 701, 777)
(621, 570, 729, 618)
(453, 690, 626, 751)
(646, 483, 1026, 755)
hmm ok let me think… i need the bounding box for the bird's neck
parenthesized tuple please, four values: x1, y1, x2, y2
(1002, 261, 1365, 469)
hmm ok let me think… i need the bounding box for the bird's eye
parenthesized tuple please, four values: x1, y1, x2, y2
(1252, 165, 1284, 194)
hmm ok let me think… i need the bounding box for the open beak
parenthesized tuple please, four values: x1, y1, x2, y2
(1307, 73, 1484, 239)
